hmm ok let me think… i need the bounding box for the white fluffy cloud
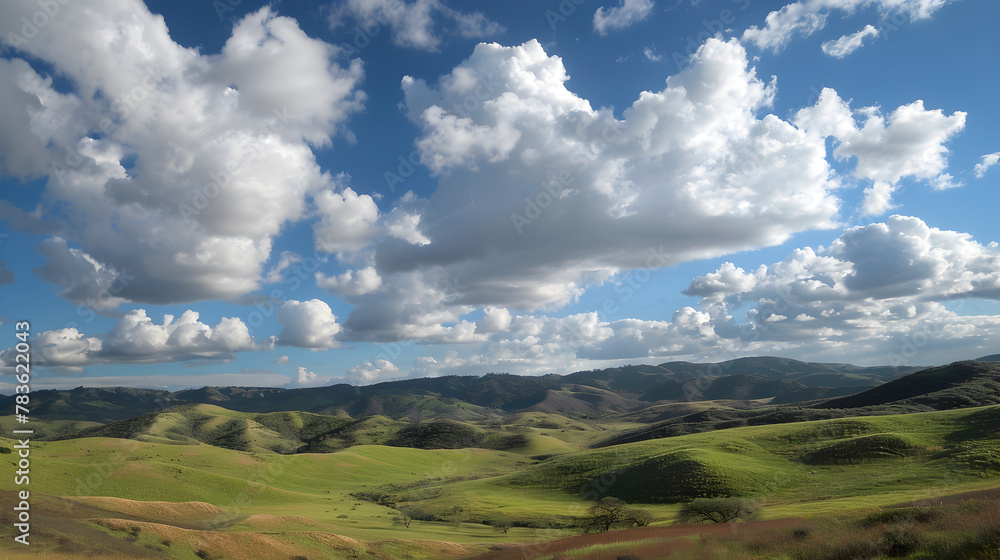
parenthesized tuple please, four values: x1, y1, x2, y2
(795, 88, 965, 213)
(593, 0, 656, 35)
(330, 0, 502, 51)
(411, 215, 1000, 376)
(275, 299, 342, 349)
(821, 24, 879, 58)
(744, 0, 953, 52)
(0, 2, 365, 309)
(974, 152, 1000, 179)
(313, 186, 380, 254)
(285, 366, 336, 387)
(340, 38, 844, 343)
(1, 310, 256, 369)
(347, 359, 400, 384)
(861, 181, 897, 216)
(679, 215, 1000, 362)
(316, 266, 383, 297)
(476, 307, 512, 333)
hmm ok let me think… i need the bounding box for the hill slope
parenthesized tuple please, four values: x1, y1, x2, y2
(817, 361, 1000, 410)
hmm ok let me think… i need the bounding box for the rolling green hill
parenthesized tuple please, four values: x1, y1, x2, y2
(2, 402, 999, 559)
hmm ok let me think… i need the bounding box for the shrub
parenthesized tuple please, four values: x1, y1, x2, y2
(879, 529, 922, 557)
(678, 498, 759, 524)
(860, 507, 938, 527)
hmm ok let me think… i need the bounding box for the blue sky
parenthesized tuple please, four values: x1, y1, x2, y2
(1, 0, 998, 392)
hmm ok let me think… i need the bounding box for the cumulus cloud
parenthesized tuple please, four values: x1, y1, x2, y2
(861, 181, 896, 216)
(744, 0, 953, 52)
(330, 0, 503, 51)
(974, 152, 1000, 178)
(410, 215, 1000, 376)
(679, 215, 1000, 362)
(272, 355, 291, 364)
(313, 185, 380, 254)
(821, 24, 879, 58)
(275, 299, 342, 349)
(339, 38, 844, 343)
(316, 266, 383, 297)
(594, 0, 656, 35)
(285, 366, 336, 387)
(0, 2, 365, 310)
(795, 88, 965, 213)
(0, 309, 256, 368)
(476, 307, 512, 333)
(347, 359, 400, 383)
(411, 309, 726, 378)
(32, 237, 130, 314)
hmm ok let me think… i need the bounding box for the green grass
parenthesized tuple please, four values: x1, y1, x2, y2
(2, 404, 999, 558)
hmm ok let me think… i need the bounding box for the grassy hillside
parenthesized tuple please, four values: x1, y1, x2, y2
(495, 405, 1000, 513)
(818, 360, 1000, 410)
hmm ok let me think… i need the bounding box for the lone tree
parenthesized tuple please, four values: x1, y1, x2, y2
(582, 497, 652, 533)
(392, 505, 418, 528)
(490, 517, 513, 534)
(677, 498, 759, 524)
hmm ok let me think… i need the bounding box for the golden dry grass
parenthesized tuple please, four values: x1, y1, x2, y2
(74, 496, 228, 523)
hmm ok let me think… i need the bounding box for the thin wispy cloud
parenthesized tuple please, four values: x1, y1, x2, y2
(594, 0, 656, 35)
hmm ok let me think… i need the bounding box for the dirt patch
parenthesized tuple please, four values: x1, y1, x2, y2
(240, 514, 321, 529)
(75, 496, 229, 523)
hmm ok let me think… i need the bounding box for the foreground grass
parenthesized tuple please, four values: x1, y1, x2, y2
(470, 496, 1000, 559)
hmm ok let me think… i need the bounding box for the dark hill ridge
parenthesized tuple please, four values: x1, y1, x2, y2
(593, 359, 1000, 448)
(816, 360, 1000, 410)
(7, 356, 926, 422)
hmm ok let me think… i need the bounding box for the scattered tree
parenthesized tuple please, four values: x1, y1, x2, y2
(490, 515, 514, 534)
(582, 497, 653, 533)
(677, 498, 759, 524)
(392, 505, 417, 528)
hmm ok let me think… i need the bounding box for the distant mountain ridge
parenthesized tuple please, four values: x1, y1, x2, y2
(593, 360, 1000, 448)
(5, 356, 925, 422)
